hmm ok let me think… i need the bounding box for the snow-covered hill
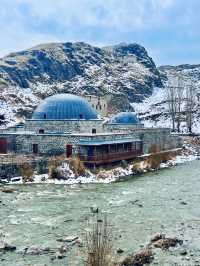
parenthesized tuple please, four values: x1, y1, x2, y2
(1, 41, 200, 132)
(0, 42, 162, 127)
(133, 64, 200, 133)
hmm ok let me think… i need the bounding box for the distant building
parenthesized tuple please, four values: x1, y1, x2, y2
(0, 93, 182, 166)
(84, 95, 111, 117)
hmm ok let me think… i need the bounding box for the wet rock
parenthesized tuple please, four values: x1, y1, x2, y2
(180, 201, 187, 205)
(129, 200, 143, 208)
(24, 246, 42, 255)
(57, 236, 78, 243)
(0, 188, 16, 193)
(150, 234, 183, 250)
(90, 206, 99, 213)
(53, 251, 66, 259)
(23, 246, 51, 255)
(120, 248, 154, 266)
(63, 219, 73, 223)
(41, 176, 46, 182)
(117, 248, 124, 254)
(150, 233, 165, 243)
(58, 244, 68, 254)
(56, 252, 66, 259)
(180, 249, 187, 256)
(0, 240, 16, 252)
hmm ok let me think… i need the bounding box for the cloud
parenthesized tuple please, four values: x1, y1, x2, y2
(0, 0, 199, 65)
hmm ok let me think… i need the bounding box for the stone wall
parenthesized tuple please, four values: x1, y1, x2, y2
(15, 134, 79, 155)
(85, 95, 110, 117)
(140, 128, 183, 154)
(24, 119, 103, 134)
(0, 128, 183, 157)
(104, 123, 144, 132)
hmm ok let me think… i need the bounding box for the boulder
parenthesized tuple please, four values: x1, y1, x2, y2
(0, 240, 16, 252)
(150, 234, 183, 250)
(23, 246, 51, 255)
(57, 236, 79, 243)
(120, 248, 154, 266)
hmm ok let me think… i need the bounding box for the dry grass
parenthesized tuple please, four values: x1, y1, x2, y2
(132, 162, 143, 174)
(69, 156, 85, 177)
(146, 150, 176, 170)
(84, 214, 114, 266)
(19, 162, 34, 182)
(48, 155, 65, 179)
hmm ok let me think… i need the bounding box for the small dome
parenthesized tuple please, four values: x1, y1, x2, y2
(32, 94, 98, 120)
(109, 112, 140, 124)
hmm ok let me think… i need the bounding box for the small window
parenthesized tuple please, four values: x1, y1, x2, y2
(39, 129, 44, 134)
(44, 113, 46, 119)
(99, 105, 102, 110)
(96, 105, 98, 109)
(92, 128, 96, 134)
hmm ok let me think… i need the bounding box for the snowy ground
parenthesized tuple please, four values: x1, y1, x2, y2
(3, 144, 197, 186)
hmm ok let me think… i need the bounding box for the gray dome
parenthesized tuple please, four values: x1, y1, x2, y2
(32, 94, 98, 120)
(109, 112, 140, 124)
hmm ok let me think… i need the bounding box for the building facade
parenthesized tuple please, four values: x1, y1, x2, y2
(0, 93, 182, 166)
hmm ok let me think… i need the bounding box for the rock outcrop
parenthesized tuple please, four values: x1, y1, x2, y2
(0, 42, 162, 126)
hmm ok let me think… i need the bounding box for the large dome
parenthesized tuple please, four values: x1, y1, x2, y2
(109, 112, 140, 124)
(32, 94, 98, 120)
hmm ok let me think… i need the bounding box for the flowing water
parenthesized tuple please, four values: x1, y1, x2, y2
(0, 160, 200, 266)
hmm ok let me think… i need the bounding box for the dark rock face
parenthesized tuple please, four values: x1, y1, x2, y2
(0, 42, 163, 125)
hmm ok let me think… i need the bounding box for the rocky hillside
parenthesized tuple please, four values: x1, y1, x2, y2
(159, 64, 200, 86)
(0, 42, 162, 126)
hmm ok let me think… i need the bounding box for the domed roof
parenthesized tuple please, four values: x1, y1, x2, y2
(109, 112, 140, 124)
(32, 94, 98, 120)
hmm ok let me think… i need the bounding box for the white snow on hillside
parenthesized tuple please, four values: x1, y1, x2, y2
(132, 87, 200, 133)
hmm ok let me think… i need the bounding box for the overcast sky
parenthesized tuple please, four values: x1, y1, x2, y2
(0, 0, 199, 66)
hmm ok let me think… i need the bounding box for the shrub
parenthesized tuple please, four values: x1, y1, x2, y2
(69, 156, 85, 177)
(146, 154, 161, 170)
(146, 150, 176, 170)
(19, 162, 34, 182)
(132, 162, 143, 174)
(37, 159, 48, 174)
(48, 156, 65, 179)
(84, 214, 114, 266)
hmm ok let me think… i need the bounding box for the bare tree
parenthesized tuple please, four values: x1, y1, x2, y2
(185, 83, 196, 133)
(167, 85, 177, 132)
(175, 76, 184, 132)
(166, 74, 179, 132)
(166, 74, 185, 132)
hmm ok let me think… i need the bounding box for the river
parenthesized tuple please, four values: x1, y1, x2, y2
(0, 160, 200, 265)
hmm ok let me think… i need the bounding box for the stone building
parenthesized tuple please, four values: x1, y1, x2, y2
(84, 94, 110, 117)
(0, 93, 182, 166)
